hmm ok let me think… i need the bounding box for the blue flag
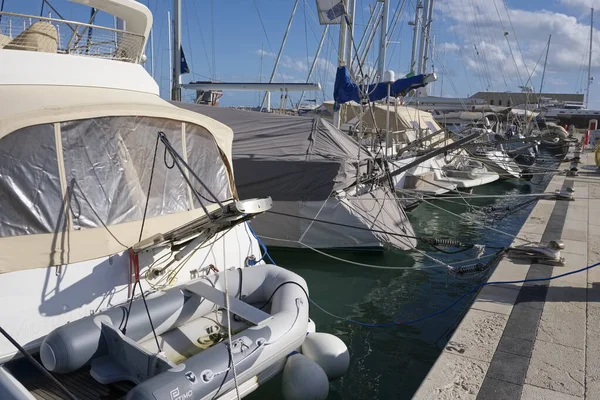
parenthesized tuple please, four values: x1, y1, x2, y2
(180, 45, 190, 74)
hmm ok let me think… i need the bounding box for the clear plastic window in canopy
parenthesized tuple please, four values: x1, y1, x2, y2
(0, 116, 232, 237)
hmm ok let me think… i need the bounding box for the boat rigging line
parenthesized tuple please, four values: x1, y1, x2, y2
(255, 233, 500, 271)
(264, 209, 501, 254)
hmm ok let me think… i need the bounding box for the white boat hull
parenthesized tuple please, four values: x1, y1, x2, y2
(0, 223, 260, 361)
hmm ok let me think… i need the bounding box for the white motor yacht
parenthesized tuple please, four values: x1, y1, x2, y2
(0, 2, 347, 399)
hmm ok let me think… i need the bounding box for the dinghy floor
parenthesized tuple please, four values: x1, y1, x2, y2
(6, 356, 133, 400)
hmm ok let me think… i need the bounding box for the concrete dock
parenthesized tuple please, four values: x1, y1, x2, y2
(413, 145, 600, 400)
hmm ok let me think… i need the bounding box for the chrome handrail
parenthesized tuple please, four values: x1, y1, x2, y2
(0, 11, 143, 37)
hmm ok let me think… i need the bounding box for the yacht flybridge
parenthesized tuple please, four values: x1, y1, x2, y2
(0, 1, 347, 399)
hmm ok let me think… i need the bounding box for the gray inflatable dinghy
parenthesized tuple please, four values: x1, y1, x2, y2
(35, 264, 309, 400)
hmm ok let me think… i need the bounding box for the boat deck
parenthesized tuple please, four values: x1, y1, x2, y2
(407, 178, 457, 196)
(6, 356, 133, 400)
(413, 141, 600, 399)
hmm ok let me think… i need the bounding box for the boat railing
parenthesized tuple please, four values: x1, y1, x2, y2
(0, 12, 145, 63)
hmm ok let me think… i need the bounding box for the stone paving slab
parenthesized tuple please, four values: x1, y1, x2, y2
(471, 285, 519, 315)
(524, 340, 585, 397)
(442, 309, 507, 362)
(413, 144, 600, 400)
(520, 384, 582, 400)
(412, 352, 488, 400)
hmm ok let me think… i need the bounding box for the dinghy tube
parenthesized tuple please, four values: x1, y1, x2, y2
(40, 264, 310, 400)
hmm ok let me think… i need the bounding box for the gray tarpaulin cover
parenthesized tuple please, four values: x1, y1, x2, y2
(173, 103, 416, 250)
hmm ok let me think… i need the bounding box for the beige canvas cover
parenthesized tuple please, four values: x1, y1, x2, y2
(0, 85, 237, 273)
(322, 101, 442, 133)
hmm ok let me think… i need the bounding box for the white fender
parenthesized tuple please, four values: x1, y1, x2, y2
(281, 353, 329, 400)
(301, 332, 350, 381)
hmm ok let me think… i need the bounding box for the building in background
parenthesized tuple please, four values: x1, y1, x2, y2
(470, 91, 584, 108)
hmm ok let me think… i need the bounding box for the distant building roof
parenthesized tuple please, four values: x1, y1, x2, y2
(470, 91, 584, 101)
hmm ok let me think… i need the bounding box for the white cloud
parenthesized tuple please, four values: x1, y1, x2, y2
(279, 55, 309, 72)
(547, 75, 569, 85)
(255, 49, 275, 57)
(558, 0, 600, 13)
(436, 0, 600, 90)
(438, 42, 460, 53)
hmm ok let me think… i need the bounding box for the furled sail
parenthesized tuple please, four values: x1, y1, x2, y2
(333, 66, 436, 110)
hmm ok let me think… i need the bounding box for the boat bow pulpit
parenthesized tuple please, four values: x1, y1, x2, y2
(134, 197, 273, 278)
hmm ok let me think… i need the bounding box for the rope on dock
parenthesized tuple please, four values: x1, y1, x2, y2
(255, 234, 499, 271)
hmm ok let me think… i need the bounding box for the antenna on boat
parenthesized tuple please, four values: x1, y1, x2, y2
(587, 7, 594, 109)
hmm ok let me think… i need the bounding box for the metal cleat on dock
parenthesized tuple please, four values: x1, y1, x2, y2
(566, 167, 579, 176)
(506, 240, 565, 266)
(552, 188, 575, 200)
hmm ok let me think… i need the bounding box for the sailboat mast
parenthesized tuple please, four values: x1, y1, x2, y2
(333, 0, 348, 128)
(538, 34, 551, 99)
(587, 7, 594, 108)
(167, 11, 172, 99)
(416, 0, 429, 75)
(299, 26, 329, 106)
(409, 1, 422, 73)
(171, 0, 182, 101)
(378, 0, 390, 79)
(345, 0, 355, 67)
(259, 0, 300, 111)
(422, 0, 434, 74)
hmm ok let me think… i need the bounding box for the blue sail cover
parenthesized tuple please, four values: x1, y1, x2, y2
(333, 66, 433, 110)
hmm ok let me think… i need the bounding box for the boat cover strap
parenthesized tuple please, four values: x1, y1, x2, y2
(90, 322, 175, 385)
(185, 280, 273, 326)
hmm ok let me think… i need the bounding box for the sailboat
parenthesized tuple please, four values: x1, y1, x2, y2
(174, 102, 417, 251)
(324, 100, 501, 192)
(166, 1, 417, 252)
(0, 1, 347, 398)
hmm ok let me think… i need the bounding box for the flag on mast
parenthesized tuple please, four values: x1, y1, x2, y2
(315, 0, 345, 24)
(180, 45, 190, 74)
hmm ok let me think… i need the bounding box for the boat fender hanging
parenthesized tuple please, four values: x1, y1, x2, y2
(281, 353, 329, 400)
(301, 332, 350, 381)
(521, 168, 533, 181)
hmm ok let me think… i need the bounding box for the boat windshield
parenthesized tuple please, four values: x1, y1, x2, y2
(0, 116, 232, 239)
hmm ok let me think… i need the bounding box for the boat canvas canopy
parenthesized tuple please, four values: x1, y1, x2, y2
(323, 101, 442, 134)
(0, 86, 236, 273)
(172, 103, 367, 198)
(172, 103, 416, 250)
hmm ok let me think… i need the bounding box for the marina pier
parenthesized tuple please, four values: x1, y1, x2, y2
(414, 141, 600, 399)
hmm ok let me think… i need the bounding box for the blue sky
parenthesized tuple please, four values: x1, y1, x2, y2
(5, 0, 600, 108)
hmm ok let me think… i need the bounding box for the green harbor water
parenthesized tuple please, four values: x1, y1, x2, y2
(247, 160, 557, 399)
